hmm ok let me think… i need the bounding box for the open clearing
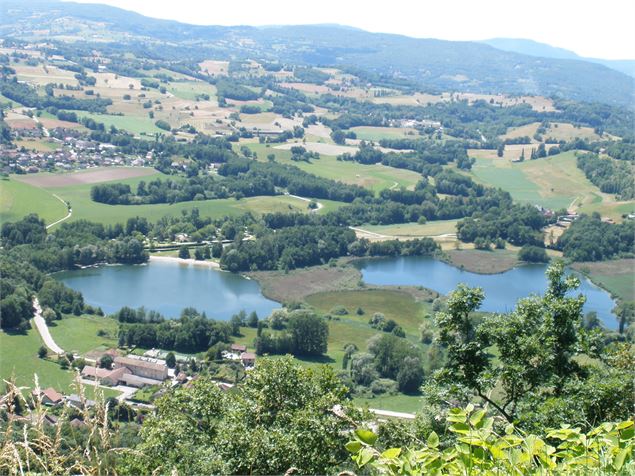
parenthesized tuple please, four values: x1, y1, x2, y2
(275, 141, 358, 156)
(360, 220, 459, 238)
(48, 315, 119, 355)
(16, 166, 158, 188)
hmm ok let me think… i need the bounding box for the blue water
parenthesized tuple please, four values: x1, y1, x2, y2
(355, 256, 618, 329)
(55, 260, 279, 321)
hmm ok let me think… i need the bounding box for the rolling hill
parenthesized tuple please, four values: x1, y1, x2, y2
(0, 0, 633, 107)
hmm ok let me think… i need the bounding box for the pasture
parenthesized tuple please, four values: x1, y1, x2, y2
(571, 259, 635, 302)
(4, 168, 342, 227)
(350, 126, 417, 141)
(73, 111, 165, 135)
(244, 142, 422, 193)
(0, 178, 67, 225)
(359, 219, 459, 238)
(48, 315, 119, 355)
(466, 150, 632, 216)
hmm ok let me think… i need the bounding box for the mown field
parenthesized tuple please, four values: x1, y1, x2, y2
(73, 111, 165, 135)
(48, 315, 119, 355)
(243, 142, 422, 193)
(0, 178, 67, 225)
(360, 219, 459, 237)
(2, 169, 344, 227)
(466, 150, 634, 217)
(350, 126, 417, 141)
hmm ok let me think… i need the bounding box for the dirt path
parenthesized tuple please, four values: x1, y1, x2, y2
(369, 408, 416, 420)
(286, 193, 324, 211)
(46, 194, 72, 229)
(32, 298, 64, 355)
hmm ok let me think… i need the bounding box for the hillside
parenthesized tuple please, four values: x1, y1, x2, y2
(482, 38, 635, 78)
(1, 0, 634, 107)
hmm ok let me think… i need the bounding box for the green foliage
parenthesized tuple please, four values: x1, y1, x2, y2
(347, 404, 634, 475)
(124, 356, 359, 475)
(518, 244, 549, 262)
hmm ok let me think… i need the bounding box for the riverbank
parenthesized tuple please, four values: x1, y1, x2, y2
(149, 255, 220, 269)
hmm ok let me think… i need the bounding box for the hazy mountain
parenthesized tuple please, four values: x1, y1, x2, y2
(482, 38, 635, 78)
(1, 0, 633, 107)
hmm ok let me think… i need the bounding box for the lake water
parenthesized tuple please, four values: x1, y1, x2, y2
(55, 260, 279, 321)
(355, 256, 618, 330)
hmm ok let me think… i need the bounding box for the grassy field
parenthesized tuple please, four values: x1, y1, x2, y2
(467, 150, 633, 217)
(354, 393, 423, 413)
(0, 178, 68, 225)
(351, 126, 417, 141)
(167, 81, 217, 101)
(571, 259, 635, 302)
(74, 111, 165, 135)
(0, 326, 120, 399)
(3, 171, 342, 227)
(243, 142, 422, 193)
(361, 219, 459, 237)
(48, 315, 119, 355)
(443, 249, 521, 274)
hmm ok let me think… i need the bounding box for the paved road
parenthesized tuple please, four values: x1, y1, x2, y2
(32, 298, 64, 355)
(286, 193, 324, 211)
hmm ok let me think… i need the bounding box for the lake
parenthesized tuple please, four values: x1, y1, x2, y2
(55, 260, 279, 320)
(355, 256, 618, 330)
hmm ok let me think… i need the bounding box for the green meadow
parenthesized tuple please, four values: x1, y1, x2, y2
(0, 178, 68, 225)
(243, 142, 422, 193)
(74, 111, 165, 135)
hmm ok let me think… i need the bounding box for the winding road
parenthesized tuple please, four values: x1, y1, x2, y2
(32, 298, 64, 355)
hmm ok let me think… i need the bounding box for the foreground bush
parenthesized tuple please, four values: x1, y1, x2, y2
(347, 404, 634, 475)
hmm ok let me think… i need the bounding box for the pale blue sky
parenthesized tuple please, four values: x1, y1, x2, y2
(73, 0, 635, 60)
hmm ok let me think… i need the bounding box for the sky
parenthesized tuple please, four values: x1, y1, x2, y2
(73, 0, 635, 60)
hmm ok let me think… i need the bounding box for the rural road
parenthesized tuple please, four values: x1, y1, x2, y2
(32, 298, 64, 355)
(46, 194, 72, 229)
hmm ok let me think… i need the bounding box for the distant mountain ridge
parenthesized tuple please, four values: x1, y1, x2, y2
(481, 38, 635, 78)
(1, 0, 634, 107)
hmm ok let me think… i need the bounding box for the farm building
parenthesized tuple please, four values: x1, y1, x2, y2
(33, 387, 63, 406)
(113, 356, 169, 381)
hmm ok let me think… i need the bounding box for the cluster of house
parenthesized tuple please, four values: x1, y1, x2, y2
(81, 355, 169, 388)
(222, 344, 256, 367)
(1, 132, 151, 173)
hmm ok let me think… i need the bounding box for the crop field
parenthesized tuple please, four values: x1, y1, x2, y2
(500, 122, 541, 142)
(13, 138, 63, 152)
(0, 326, 120, 399)
(3, 169, 341, 227)
(350, 126, 417, 141)
(0, 178, 67, 225)
(466, 150, 633, 215)
(244, 142, 422, 193)
(17, 166, 158, 187)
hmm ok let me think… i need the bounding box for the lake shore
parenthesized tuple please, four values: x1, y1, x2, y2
(440, 249, 521, 274)
(149, 255, 220, 269)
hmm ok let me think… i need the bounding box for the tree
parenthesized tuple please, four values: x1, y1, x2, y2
(125, 357, 359, 475)
(193, 248, 204, 260)
(615, 301, 635, 334)
(287, 310, 328, 356)
(42, 307, 56, 325)
(247, 311, 258, 328)
(38, 345, 47, 359)
(518, 244, 549, 263)
(497, 143, 505, 157)
(178, 246, 190, 260)
(396, 356, 424, 393)
(165, 352, 176, 368)
(99, 354, 113, 369)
